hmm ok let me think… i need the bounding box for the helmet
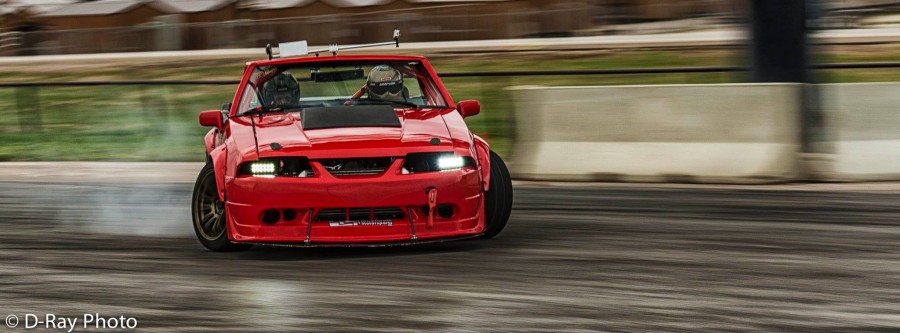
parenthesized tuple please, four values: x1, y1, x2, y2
(263, 72, 300, 106)
(366, 65, 403, 101)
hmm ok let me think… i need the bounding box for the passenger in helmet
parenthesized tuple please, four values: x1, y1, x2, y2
(366, 65, 407, 102)
(263, 72, 300, 107)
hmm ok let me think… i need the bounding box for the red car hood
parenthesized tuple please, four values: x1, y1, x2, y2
(251, 109, 454, 158)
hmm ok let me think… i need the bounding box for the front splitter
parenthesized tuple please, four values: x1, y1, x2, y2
(233, 233, 484, 248)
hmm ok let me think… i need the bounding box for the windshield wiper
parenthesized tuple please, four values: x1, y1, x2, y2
(390, 100, 419, 108)
(356, 99, 419, 108)
(240, 105, 287, 116)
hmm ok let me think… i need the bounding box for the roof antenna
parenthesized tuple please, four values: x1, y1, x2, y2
(265, 44, 273, 60)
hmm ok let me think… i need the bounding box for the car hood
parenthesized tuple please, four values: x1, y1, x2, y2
(251, 109, 455, 158)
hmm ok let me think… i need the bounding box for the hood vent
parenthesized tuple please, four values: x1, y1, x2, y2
(301, 105, 401, 130)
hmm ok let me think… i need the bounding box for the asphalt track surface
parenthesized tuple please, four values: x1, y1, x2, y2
(1, 182, 899, 332)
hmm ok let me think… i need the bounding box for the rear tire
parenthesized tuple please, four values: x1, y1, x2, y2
(192, 163, 251, 252)
(482, 151, 513, 239)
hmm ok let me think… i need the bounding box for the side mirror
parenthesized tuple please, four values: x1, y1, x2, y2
(199, 110, 223, 129)
(457, 100, 480, 118)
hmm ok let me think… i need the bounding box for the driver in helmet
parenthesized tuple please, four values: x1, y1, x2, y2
(263, 72, 300, 107)
(366, 65, 407, 102)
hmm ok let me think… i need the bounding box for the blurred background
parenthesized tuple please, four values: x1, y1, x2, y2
(3, 2, 900, 331)
(0, 0, 899, 169)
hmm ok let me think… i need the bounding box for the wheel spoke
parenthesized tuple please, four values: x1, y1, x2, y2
(212, 222, 223, 235)
(201, 215, 212, 228)
(212, 219, 224, 235)
(203, 214, 218, 228)
(206, 214, 225, 232)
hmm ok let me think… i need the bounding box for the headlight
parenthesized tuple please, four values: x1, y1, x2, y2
(239, 158, 313, 178)
(437, 156, 465, 170)
(250, 161, 276, 177)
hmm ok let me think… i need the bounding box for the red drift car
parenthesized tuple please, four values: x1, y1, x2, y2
(192, 34, 512, 251)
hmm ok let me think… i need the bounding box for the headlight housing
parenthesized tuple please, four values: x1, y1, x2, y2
(437, 156, 465, 170)
(402, 152, 475, 173)
(250, 161, 276, 177)
(239, 157, 314, 178)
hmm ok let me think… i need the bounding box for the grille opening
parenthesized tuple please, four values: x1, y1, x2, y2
(349, 208, 370, 220)
(262, 209, 280, 224)
(282, 209, 297, 222)
(315, 207, 405, 221)
(422, 204, 455, 219)
(279, 158, 315, 177)
(318, 157, 394, 176)
(316, 209, 346, 221)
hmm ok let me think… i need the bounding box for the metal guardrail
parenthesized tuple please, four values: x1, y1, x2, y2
(0, 62, 897, 87)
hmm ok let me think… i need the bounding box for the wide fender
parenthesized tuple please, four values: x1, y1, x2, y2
(473, 134, 491, 192)
(204, 128, 228, 201)
(209, 145, 227, 201)
(203, 128, 218, 155)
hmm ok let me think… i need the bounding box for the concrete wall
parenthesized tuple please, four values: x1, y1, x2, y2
(820, 82, 900, 181)
(510, 84, 803, 183)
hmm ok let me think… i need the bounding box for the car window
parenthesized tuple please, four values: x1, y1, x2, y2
(242, 60, 447, 110)
(237, 84, 261, 113)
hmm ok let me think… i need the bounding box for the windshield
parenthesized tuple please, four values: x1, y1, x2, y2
(238, 60, 447, 114)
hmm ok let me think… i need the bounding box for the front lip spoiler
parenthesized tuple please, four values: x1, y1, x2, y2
(233, 233, 483, 248)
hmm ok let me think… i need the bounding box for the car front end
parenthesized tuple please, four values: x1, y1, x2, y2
(193, 52, 511, 251)
(225, 125, 486, 245)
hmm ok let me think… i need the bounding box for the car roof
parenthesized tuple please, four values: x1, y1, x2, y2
(246, 54, 429, 67)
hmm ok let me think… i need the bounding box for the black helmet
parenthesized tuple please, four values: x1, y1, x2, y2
(263, 72, 300, 106)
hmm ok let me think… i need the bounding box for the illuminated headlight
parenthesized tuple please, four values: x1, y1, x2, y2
(437, 156, 465, 170)
(403, 153, 474, 173)
(240, 158, 314, 178)
(250, 161, 276, 177)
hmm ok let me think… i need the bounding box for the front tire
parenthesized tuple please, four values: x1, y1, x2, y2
(192, 163, 251, 252)
(482, 151, 513, 239)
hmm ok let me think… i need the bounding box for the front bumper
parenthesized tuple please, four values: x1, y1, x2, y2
(234, 234, 484, 248)
(224, 163, 485, 244)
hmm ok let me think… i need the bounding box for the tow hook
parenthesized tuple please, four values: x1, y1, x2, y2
(426, 187, 437, 229)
